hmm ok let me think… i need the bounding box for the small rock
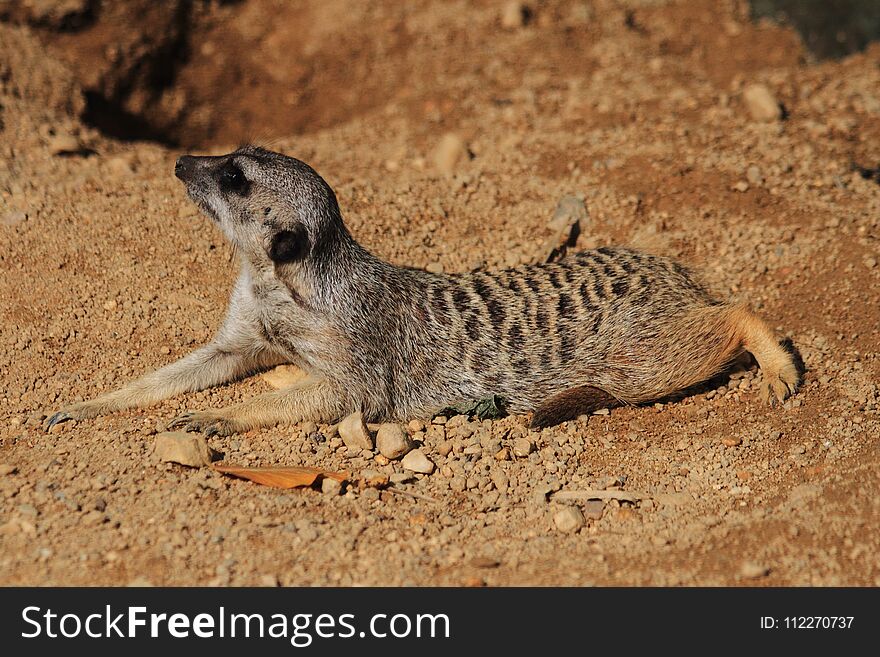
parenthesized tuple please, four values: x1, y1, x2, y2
(501, 1, 528, 29)
(106, 156, 133, 175)
(553, 506, 585, 533)
(746, 165, 763, 185)
(732, 181, 749, 193)
(153, 432, 216, 467)
(338, 412, 374, 450)
(438, 440, 454, 457)
(321, 477, 342, 496)
(390, 472, 414, 485)
(0, 464, 17, 476)
(426, 262, 445, 274)
(543, 195, 586, 262)
(259, 574, 279, 587)
(548, 197, 588, 232)
(48, 133, 82, 155)
(1, 211, 26, 227)
(722, 436, 742, 447)
(490, 469, 509, 492)
(376, 423, 413, 460)
(432, 133, 467, 174)
(742, 84, 781, 122)
(361, 469, 390, 488)
(401, 449, 435, 474)
(582, 500, 605, 520)
(127, 577, 154, 587)
(512, 437, 535, 457)
(740, 562, 770, 579)
(470, 556, 500, 569)
(408, 419, 425, 432)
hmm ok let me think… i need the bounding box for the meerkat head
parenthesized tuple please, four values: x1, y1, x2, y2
(174, 145, 348, 269)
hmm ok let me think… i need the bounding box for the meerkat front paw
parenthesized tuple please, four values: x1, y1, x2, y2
(168, 410, 246, 436)
(758, 361, 800, 407)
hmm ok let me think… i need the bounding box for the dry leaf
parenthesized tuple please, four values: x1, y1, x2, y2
(212, 464, 347, 489)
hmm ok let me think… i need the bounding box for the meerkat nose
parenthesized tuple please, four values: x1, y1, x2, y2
(174, 155, 196, 181)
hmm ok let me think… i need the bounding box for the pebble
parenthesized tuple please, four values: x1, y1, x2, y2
(501, 1, 527, 29)
(1, 211, 26, 227)
(0, 464, 17, 476)
(746, 165, 763, 185)
(742, 84, 781, 122)
(259, 574, 279, 587)
(106, 156, 133, 175)
(153, 432, 216, 467)
(338, 412, 374, 450)
(512, 437, 535, 457)
(426, 262, 445, 274)
(740, 562, 770, 579)
(553, 506, 585, 533)
(721, 436, 742, 447)
(390, 472, 414, 485)
(490, 469, 509, 492)
(321, 477, 342, 496)
(376, 423, 413, 460)
(48, 133, 82, 155)
(408, 419, 425, 432)
(401, 449, 435, 474)
(432, 133, 467, 174)
(582, 500, 605, 520)
(548, 196, 588, 233)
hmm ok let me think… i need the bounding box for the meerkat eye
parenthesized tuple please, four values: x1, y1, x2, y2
(218, 163, 248, 195)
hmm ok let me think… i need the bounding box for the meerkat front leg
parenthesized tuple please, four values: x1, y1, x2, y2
(168, 377, 345, 436)
(45, 340, 284, 429)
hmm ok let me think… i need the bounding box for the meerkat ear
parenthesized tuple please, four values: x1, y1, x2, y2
(268, 225, 311, 263)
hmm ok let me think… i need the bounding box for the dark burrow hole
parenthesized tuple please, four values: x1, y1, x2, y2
(83, 92, 182, 147)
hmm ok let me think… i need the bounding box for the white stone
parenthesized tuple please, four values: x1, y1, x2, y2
(376, 423, 413, 460)
(401, 449, 435, 474)
(338, 412, 373, 450)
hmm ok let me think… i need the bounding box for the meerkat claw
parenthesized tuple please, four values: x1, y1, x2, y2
(166, 412, 195, 430)
(45, 411, 72, 430)
(169, 411, 241, 436)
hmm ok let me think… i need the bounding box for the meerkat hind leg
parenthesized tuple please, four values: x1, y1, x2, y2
(530, 386, 620, 429)
(168, 379, 343, 436)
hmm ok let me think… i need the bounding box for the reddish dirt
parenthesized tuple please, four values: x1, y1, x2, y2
(0, 0, 878, 586)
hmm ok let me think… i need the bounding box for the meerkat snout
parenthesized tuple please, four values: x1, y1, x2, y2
(173, 155, 196, 181)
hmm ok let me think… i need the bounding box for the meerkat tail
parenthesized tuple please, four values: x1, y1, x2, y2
(626, 303, 800, 407)
(726, 305, 801, 405)
(530, 386, 620, 429)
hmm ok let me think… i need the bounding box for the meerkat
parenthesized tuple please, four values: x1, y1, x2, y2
(46, 146, 801, 435)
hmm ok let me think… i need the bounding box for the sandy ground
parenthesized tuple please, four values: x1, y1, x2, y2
(1, 0, 879, 586)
